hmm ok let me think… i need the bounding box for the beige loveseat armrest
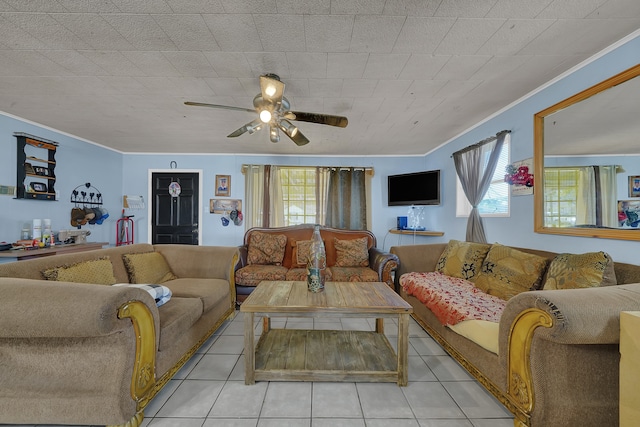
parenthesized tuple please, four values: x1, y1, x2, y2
(0, 278, 159, 339)
(498, 284, 640, 427)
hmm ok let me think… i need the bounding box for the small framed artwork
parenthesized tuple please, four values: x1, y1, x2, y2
(210, 198, 241, 214)
(618, 200, 640, 228)
(628, 176, 640, 197)
(215, 175, 230, 197)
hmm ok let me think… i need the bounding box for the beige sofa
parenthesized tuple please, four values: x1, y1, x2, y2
(391, 242, 640, 427)
(0, 243, 238, 427)
(235, 224, 399, 302)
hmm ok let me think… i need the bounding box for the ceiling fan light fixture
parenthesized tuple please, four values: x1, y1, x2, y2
(246, 119, 262, 134)
(259, 109, 272, 123)
(269, 125, 280, 143)
(278, 119, 298, 137)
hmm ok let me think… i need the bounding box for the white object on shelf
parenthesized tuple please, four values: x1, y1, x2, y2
(123, 195, 145, 209)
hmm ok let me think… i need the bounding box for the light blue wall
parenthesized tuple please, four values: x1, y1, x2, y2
(0, 115, 123, 246)
(121, 153, 430, 248)
(417, 33, 640, 264)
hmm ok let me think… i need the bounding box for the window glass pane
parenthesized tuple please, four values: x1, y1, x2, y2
(280, 167, 317, 226)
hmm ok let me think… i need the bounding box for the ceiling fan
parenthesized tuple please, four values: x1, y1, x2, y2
(185, 73, 348, 146)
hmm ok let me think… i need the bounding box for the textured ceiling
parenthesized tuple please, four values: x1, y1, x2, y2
(0, 0, 639, 155)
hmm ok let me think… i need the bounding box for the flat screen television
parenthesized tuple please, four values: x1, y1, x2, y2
(387, 170, 440, 206)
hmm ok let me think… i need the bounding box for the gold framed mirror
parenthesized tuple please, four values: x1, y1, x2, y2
(534, 63, 640, 241)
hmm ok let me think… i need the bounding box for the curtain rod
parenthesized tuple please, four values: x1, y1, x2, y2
(242, 164, 374, 175)
(451, 129, 511, 157)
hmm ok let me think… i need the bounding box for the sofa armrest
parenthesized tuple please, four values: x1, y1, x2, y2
(390, 243, 447, 288)
(0, 278, 159, 339)
(369, 247, 399, 289)
(498, 284, 640, 427)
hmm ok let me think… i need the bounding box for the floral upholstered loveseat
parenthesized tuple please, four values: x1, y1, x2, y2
(234, 224, 399, 302)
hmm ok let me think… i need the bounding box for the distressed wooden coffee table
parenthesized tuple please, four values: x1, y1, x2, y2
(240, 280, 413, 386)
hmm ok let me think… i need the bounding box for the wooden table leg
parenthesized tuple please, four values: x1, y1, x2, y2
(397, 313, 409, 386)
(375, 318, 384, 334)
(244, 312, 255, 385)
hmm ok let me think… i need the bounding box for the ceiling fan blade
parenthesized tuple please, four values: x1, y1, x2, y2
(184, 101, 255, 114)
(260, 75, 285, 104)
(288, 128, 310, 146)
(289, 111, 348, 128)
(227, 119, 263, 138)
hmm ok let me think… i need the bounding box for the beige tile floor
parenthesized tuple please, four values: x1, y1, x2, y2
(2, 312, 514, 427)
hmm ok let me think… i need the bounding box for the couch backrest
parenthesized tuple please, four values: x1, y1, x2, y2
(243, 224, 376, 268)
(0, 243, 155, 283)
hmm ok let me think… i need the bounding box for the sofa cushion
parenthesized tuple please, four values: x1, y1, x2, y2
(157, 296, 203, 352)
(543, 251, 617, 290)
(112, 283, 172, 307)
(292, 239, 313, 268)
(285, 267, 334, 282)
(162, 278, 230, 313)
(334, 237, 369, 267)
(474, 244, 548, 300)
(235, 264, 288, 287)
(447, 320, 500, 355)
(435, 239, 491, 282)
(329, 266, 378, 282)
(122, 252, 177, 284)
(42, 257, 116, 285)
(247, 231, 287, 265)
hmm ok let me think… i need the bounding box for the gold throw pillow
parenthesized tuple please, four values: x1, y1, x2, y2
(122, 252, 178, 284)
(435, 239, 491, 282)
(543, 251, 616, 290)
(43, 257, 116, 285)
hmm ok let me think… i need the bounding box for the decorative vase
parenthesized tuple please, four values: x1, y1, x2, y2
(307, 224, 326, 293)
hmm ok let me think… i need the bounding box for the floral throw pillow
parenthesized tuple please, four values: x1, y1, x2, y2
(247, 231, 287, 265)
(543, 251, 616, 290)
(435, 239, 491, 282)
(334, 237, 369, 267)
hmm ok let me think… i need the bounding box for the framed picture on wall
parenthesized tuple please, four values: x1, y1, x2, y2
(210, 199, 241, 214)
(628, 176, 640, 197)
(215, 175, 230, 197)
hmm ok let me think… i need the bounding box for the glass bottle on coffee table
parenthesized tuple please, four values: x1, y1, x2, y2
(307, 224, 326, 292)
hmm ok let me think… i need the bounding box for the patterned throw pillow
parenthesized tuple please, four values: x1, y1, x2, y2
(292, 239, 313, 268)
(334, 237, 369, 267)
(247, 231, 287, 265)
(474, 244, 549, 300)
(42, 257, 116, 285)
(543, 251, 616, 290)
(435, 239, 491, 282)
(122, 252, 178, 284)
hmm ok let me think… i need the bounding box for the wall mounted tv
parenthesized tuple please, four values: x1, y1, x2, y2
(387, 170, 441, 206)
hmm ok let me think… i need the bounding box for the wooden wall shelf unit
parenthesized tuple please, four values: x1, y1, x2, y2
(389, 229, 444, 236)
(15, 132, 58, 201)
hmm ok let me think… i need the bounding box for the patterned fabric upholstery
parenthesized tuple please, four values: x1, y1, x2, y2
(122, 252, 178, 284)
(334, 237, 369, 267)
(42, 257, 116, 285)
(435, 239, 491, 282)
(292, 239, 313, 268)
(235, 264, 288, 287)
(329, 266, 378, 282)
(543, 251, 616, 290)
(474, 243, 548, 300)
(285, 267, 334, 282)
(247, 231, 287, 265)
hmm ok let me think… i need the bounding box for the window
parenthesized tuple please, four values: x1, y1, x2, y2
(279, 167, 318, 226)
(544, 168, 579, 227)
(456, 139, 510, 217)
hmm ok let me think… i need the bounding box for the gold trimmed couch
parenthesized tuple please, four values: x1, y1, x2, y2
(391, 242, 640, 427)
(0, 243, 238, 426)
(235, 224, 399, 302)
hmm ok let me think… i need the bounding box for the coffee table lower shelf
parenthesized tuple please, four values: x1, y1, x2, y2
(253, 328, 399, 383)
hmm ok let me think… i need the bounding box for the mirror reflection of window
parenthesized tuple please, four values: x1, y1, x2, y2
(544, 166, 618, 228)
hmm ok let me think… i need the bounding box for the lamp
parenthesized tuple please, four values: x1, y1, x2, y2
(278, 119, 298, 138)
(269, 125, 280, 143)
(259, 109, 272, 123)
